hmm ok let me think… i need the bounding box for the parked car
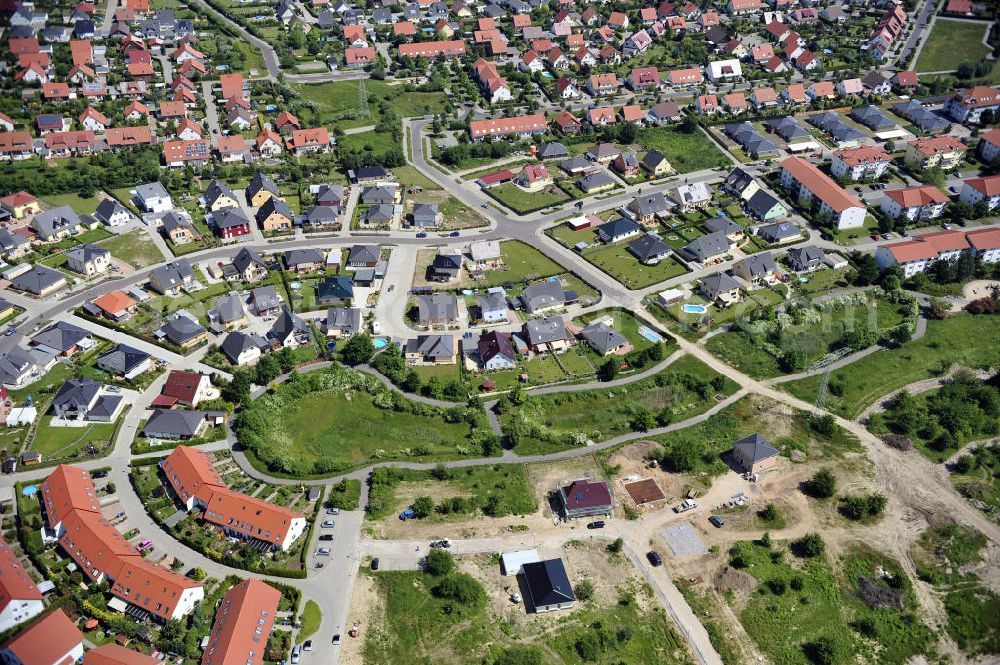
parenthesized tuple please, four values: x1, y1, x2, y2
(674, 499, 697, 513)
(319, 534, 334, 541)
(586, 520, 605, 529)
(647, 551, 663, 567)
(290, 646, 300, 664)
(332, 634, 342, 646)
(303, 640, 313, 652)
(326, 507, 340, 515)
(321, 520, 335, 528)
(416, 232, 427, 238)
(316, 547, 331, 555)
(708, 515, 725, 528)
(371, 558, 380, 570)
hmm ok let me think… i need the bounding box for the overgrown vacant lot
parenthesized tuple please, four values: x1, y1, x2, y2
(647, 394, 862, 477)
(911, 523, 1000, 657)
(781, 315, 1000, 418)
(361, 544, 691, 665)
(637, 127, 731, 173)
(724, 539, 933, 665)
(235, 367, 495, 476)
(292, 79, 447, 130)
(499, 355, 739, 455)
(706, 295, 914, 379)
(100, 230, 165, 268)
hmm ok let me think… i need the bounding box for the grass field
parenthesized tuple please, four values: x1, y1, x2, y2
(99, 230, 165, 268)
(486, 183, 570, 214)
(781, 315, 1000, 419)
(364, 566, 690, 664)
(31, 418, 117, 460)
(42, 193, 101, 215)
(638, 127, 731, 173)
(295, 80, 447, 130)
(584, 242, 689, 289)
(299, 601, 321, 641)
(915, 19, 990, 73)
(504, 355, 739, 455)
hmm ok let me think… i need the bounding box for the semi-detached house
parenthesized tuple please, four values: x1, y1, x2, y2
(779, 156, 866, 229)
(40, 464, 204, 622)
(160, 446, 307, 552)
(201, 579, 281, 665)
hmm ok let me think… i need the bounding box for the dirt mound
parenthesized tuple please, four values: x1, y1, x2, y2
(882, 433, 913, 451)
(714, 566, 758, 594)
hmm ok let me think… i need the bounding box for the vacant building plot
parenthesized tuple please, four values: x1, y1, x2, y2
(663, 523, 707, 557)
(623, 477, 666, 506)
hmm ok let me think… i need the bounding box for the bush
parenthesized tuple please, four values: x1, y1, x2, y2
(758, 503, 781, 524)
(494, 646, 544, 665)
(803, 468, 837, 499)
(794, 533, 826, 558)
(432, 573, 486, 606)
(425, 549, 455, 576)
(607, 538, 624, 554)
(840, 493, 888, 522)
(411, 496, 434, 518)
(574, 580, 594, 601)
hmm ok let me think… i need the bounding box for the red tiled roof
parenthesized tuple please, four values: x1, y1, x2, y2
(833, 146, 890, 165)
(40, 464, 100, 529)
(201, 580, 281, 665)
(966, 175, 1000, 197)
(980, 128, 1000, 149)
(398, 40, 466, 58)
(161, 445, 225, 506)
(161, 370, 205, 405)
(469, 114, 547, 138)
(560, 479, 612, 511)
(884, 229, 976, 263)
(93, 291, 137, 316)
(85, 644, 158, 665)
(1, 609, 81, 665)
(0, 533, 42, 609)
(106, 125, 155, 147)
(780, 156, 863, 213)
(908, 135, 966, 156)
(884, 184, 948, 208)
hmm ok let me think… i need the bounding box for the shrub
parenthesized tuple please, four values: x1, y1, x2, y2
(794, 533, 826, 558)
(840, 493, 888, 522)
(574, 580, 595, 601)
(424, 549, 455, 576)
(803, 468, 837, 499)
(432, 573, 486, 606)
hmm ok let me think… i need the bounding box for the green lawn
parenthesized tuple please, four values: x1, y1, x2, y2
(471, 239, 569, 289)
(237, 367, 487, 476)
(43, 193, 101, 215)
(575, 308, 670, 354)
(338, 129, 397, 154)
(781, 315, 1000, 419)
(294, 80, 447, 131)
(364, 568, 689, 665)
(30, 418, 117, 461)
(486, 183, 570, 215)
(504, 355, 738, 455)
(99, 230, 165, 268)
(706, 331, 785, 379)
(915, 19, 990, 73)
(392, 165, 440, 191)
(582, 241, 689, 289)
(299, 600, 322, 641)
(637, 127, 731, 174)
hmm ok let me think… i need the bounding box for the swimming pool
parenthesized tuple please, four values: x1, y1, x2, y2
(373, 338, 389, 349)
(21, 485, 37, 496)
(637, 325, 664, 344)
(682, 304, 708, 314)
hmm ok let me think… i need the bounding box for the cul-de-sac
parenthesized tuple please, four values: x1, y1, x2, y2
(0, 0, 997, 663)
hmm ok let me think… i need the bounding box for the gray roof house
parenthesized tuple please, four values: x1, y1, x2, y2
(365, 205, 394, 225)
(766, 116, 811, 142)
(347, 244, 381, 267)
(360, 185, 396, 205)
(96, 344, 151, 379)
(431, 252, 463, 281)
(94, 199, 134, 226)
(314, 183, 345, 207)
(316, 276, 354, 304)
(628, 234, 671, 264)
(142, 409, 208, 440)
(808, 111, 865, 146)
(417, 294, 459, 326)
(12, 265, 67, 296)
(559, 156, 592, 174)
(523, 316, 570, 349)
(891, 100, 950, 134)
(597, 217, 640, 243)
(404, 335, 456, 363)
(746, 190, 788, 222)
(303, 206, 339, 226)
(325, 307, 362, 337)
(232, 248, 268, 282)
(212, 292, 246, 328)
(721, 167, 759, 200)
(30, 206, 81, 240)
(787, 245, 826, 272)
(733, 252, 779, 284)
(704, 217, 745, 239)
(220, 331, 269, 365)
(30, 321, 90, 355)
(724, 122, 780, 158)
(577, 171, 617, 193)
(252, 285, 282, 314)
(520, 281, 565, 314)
(849, 105, 896, 131)
(579, 321, 628, 355)
(0, 350, 36, 387)
(203, 179, 237, 210)
(269, 306, 308, 347)
(284, 248, 325, 271)
(477, 292, 508, 323)
(51, 378, 102, 420)
(149, 261, 194, 294)
(699, 272, 742, 305)
(628, 192, 672, 221)
(680, 231, 731, 264)
(160, 315, 207, 346)
(538, 142, 569, 159)
(732, 432, 780, 474)
(757, 221, 800, 244)
(522, 559, 575, 613)
(411, 203, 439, 228)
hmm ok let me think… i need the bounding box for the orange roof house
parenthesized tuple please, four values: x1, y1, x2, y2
(201, 580, 281, 665)
(0, 609, 83, 665)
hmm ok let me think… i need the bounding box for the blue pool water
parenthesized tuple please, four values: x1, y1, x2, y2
(682, 304, 708, 314)
(21, 485, 37, 496)
(373, 338, 388, 349)
(637, 325, 664, 343)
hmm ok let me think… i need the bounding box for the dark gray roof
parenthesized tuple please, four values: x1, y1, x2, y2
(404, 334, 454, 359)
(67, 243, 109, 266)
(348, 244, 381, 265)
(0, 228, 29, 253)
(808, 111, 865, 143)
(629, 234, 671, 262)
(704, 217, 743, 235)
(523, 316, 568, 345)
(0, 350, 34, 385)
(304, 206, 339, 225)
(766, 116, 810, 141)
(559, 156, 591, 173)
(629, 192, 671, 216)
(360, 185, 396, 204)
(252, 285, 281, 310)
(317, 276, 354, 302)
(285, 248, 324, 267)
(417, 294, 458, 323)
(95, 198, 131, 223)
(270, 306, 307, 342)
(477, 292, 507, 313)
(52, 378, 101, 411)
(365, 205, 394, 223)
(161, 211, 193, 234)
(220, 331, 269, 363)
(204, 179, 236, 207)
(412, 203, 438, 227)
(143, 409, 206, 438)
(31, 321, 89, 353)
(214, 292, 245, 323)
(89, 395, 123, 419)
(757, 220, 799, 243)
(733, 432, 779, 462)
(13, 265, 66, 294)
(246, 172, 280, 199)
(722, 167, 756, 195)
(254, 197, 293, 224)
(641, 150, 668, 170)
(787, 245, 826, 270)
(233, 248, 267, 275)
(521, 281, 565, 313)
(522, 559, 575, 607)
(326, 307, 362, 334)
(682, 231, 731, 262)
(537, 142, 569, 159)
(161, 316, 206, 345)
(746, 190, 785, 220)
(849, 105, 896, 131)
(735, 251, 778, 277)
(724, 122, 780, 157)
(598, 217, 640, 240)
(149, 261, 194, 293)
(97, 344, 150, 375)
(578, 171, 616, 191)
(315, 183, 345, 205)
(700, 272, 741, 300)
(30, 206, 81, 237)
(891, 101, 949, 132)
(579, 321, 627, 354)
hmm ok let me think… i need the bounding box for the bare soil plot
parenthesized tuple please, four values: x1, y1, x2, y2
(624, 478, 666, 505)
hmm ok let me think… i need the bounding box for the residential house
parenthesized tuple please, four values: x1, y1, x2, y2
(786, 245, 827, 272)
(904, 135, 968, 170)
(477, 330, 515, 370)
(881, 185, 949, 222)
(324, 307, 362, 338)
(96, 344, 151, 380)
(416, 294, 459, 327)
(779, 156, 866, 229)
(404, 335, 457, 364)
(522, 316, 571, 352)
(830, 146, 892, 181)
(732, 252, 781, 286)
(66, 243, 110, 276)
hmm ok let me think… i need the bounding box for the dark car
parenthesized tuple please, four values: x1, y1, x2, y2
(586, 520, 605, 530)
(708, 515, 725, 528)
(371, 558, 380, 570)
(332, 634, 342, 646)
(319, 534, 333, 541)
(647, 551, 663, 567)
